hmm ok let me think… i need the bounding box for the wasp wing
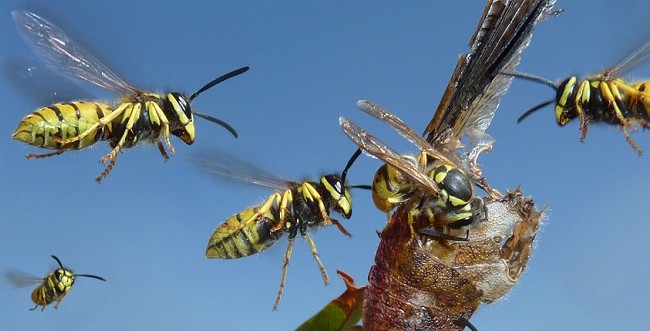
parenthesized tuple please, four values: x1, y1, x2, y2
(425, 0, 555, 148)
(188, 156, 292, 191)
(602, 41, 650, 79)
(356, 100, 455, 165)
(339, 117, 440, 196)
(5, 269, 43, 289)
(12, 10, 136, 96)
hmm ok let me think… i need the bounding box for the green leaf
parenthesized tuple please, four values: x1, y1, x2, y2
(295, 270, 365, 331)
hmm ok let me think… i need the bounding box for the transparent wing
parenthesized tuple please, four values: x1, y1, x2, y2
(188, 156, 292, 191)
(339, 117, 440, 196)
(356, 100, 455, 165)
(12, 10, 137, 95)
(603, 41, 650, 79)
(357, 100, 454, 164)
(5, 269, 42, 289)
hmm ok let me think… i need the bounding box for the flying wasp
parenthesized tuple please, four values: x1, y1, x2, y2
(340, 100, 487, 241)
(190, 149, 369, 310)
(11, 10, 248, 182)
(506, 41, 650, 155)
(5, 255, 105, 311)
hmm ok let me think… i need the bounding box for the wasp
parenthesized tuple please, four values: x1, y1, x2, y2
(339, 0, 554, 328)
(6, 255, 105, 311)
(506, 41, 650, 155)
(11, 11, 248, 182)
(190, 149, 369, 309)
(340, 100, 487, 241)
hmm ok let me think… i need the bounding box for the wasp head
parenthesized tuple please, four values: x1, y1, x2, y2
(53, 268, 75, 292)
(166, 92, 196, 145)
(321, 174, 352, 219)
(555, 76, 579, 126)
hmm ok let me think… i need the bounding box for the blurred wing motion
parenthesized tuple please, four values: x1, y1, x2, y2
(12, 10, 136, 95)
(5, 269, 42, 288)
(188, 156, 290, 191)
(425, 0, 557, 149)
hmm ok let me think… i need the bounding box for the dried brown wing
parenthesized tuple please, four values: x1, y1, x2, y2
(356, 100, 455, 165)
(339, 117, 440, 196)
(425, 0, 556, 146)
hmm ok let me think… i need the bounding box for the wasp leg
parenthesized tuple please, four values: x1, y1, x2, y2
(619, 126, 643, 155)
(301, 183, 351, 237)
(96, 104, 142, 182)
(405, 205, 424, 244)
(156, 140, 170, 160)
(604, 82, 637, 130)
(419, 227, 469, 241)
(303, 230, 329, 285)
(95, 153, 119, 183)
(575, 82, 590, 141)
(220, 193, 282, 235)
(25, 150, 64, 159)
(269, 191, 291, 233)
(148, 101, 174, 157)
(633, 118, 650, 129)
(273, 236, 296, 310)
(605, 82, 644, 154)
(54, 104, 124, 145)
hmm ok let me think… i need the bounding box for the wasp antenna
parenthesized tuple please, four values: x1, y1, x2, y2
(501, 71, 558, 90)
(418, 228, 469, 241)
(193, 111, 238, 138)
(189, 66, 249, 102)
(455, 316, 478, 331)
(50, 255, 64, 269)
(341, 148, 363, 185)
(517, 99, 555, 123)
(351, 184, 372, 190)
(75, 274, 106, 282)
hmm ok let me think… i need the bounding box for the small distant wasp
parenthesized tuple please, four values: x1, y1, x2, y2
(506, 41, 650, 155)
(6, 255, 105, 311)
(11, 11, 248, 182)
(190, 150, 369, 309)
(340, 100, 487, 241)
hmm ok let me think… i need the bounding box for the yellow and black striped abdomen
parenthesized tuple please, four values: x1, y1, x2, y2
(12, 101, 113, 150)
(206, 208, 282, 259)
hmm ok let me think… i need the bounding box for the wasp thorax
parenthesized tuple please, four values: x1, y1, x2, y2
(166, 92, 196, 144)
(432, 164, 474, 208)
(321, 175, 352, 218)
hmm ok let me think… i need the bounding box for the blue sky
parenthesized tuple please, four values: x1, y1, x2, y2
(2, 1, 650, 330)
